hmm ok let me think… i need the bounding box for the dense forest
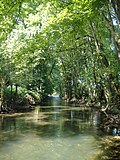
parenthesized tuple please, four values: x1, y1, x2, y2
(0, 0, 120, 113)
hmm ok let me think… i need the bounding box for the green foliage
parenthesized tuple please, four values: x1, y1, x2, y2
(0, 0, 120, 111)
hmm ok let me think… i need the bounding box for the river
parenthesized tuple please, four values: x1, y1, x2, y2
(0, 97, 104, 160)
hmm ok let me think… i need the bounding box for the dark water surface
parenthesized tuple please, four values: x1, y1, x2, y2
(0, 97, 103, 160)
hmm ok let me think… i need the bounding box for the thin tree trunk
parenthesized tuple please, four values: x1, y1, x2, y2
(0, 79, 5, 111)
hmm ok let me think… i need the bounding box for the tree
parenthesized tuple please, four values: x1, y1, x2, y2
(0, 0, 119, 112)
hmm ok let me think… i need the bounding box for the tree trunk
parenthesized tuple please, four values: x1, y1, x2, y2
(0, 79, 5, 112)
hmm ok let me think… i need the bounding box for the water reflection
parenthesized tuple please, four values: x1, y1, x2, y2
(0, 97, 102, 160)
(0, 107, 99, 138)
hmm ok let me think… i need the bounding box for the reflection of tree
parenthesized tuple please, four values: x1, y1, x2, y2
(46, 108, 99, 137)
(0, 117, 16, 131)
(0, 116, 17, 142)
(33, 107, 40, 123)
(0, 106, 101, 140)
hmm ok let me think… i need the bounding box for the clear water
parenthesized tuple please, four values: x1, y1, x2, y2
(0, 97, 102, 160)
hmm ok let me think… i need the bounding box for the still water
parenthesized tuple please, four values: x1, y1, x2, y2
(0, 97, 103, 160)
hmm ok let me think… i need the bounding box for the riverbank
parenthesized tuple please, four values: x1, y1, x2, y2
(0, 104, 35, 114)
(95, 136, 120, 160)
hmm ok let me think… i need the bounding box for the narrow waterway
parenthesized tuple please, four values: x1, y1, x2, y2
(0, 97, 104, 160)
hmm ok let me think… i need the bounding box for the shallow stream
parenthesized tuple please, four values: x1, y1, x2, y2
(0, 97, 104, 160)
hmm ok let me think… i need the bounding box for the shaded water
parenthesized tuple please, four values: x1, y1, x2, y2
(0, 97, 103, 160)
